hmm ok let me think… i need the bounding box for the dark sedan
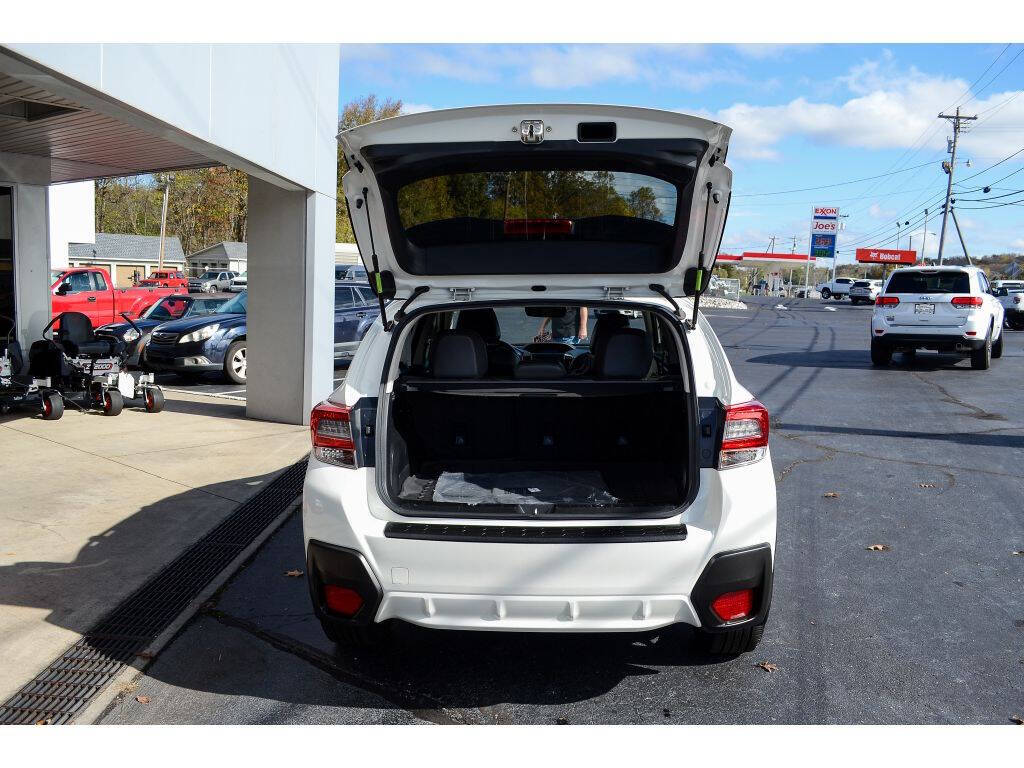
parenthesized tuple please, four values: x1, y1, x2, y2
(97, 294, 229, 367)
(334, 282, 380, 362)
(145, 291, 248, 384)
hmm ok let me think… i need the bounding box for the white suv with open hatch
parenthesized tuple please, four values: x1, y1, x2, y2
(302, 105, 777, 655)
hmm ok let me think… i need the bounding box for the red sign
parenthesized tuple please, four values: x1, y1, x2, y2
(855, 248, 916, 264)
(741, 252, 813, 262)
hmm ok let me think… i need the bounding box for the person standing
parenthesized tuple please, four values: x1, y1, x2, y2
(536, 306, 589, 344)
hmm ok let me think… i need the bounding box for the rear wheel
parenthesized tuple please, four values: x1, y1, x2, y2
(821, 288, 832, 299)
(224, 340, 247, 384)
(971, 330, 992, 370)
(992, 328, 1003, 359)
(697, 623, 765, 655)
(144, 387, 165, 413)
(41, 392, 63, 420)
(870, 339, 892, 366)
(103, 389, 124, 416)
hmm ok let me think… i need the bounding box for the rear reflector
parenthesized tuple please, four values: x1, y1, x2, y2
(951, 296, 983, 307)
(323, 585, 363, 617)
(720, 400, 769, 469)
(711, 588, 754, 622)
(875, 296, 899, 306)
(311, 401, 356, 468)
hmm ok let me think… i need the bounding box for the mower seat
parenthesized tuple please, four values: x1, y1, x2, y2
(57, 312, 123, 357)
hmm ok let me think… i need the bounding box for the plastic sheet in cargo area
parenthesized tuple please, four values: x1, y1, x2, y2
(432, 470, 619, 506)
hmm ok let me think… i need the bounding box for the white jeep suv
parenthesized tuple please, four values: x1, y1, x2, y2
(302, 105, 777, 655)
(870, 265, 1004, 369)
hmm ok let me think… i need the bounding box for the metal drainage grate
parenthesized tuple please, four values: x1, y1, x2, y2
(0, 458, 307, 725)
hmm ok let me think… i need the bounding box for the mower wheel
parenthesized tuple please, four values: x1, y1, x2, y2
(41, 392, 64, 420)
(103, 389, 124, 416)
(144, 387, 166, 413)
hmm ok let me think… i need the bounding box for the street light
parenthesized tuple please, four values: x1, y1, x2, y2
(896, 221, 901, 249)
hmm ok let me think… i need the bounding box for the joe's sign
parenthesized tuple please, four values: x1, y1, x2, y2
(855, 248, 916, 265)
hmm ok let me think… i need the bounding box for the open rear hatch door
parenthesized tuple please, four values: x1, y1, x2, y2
(339, 104, 732, 304)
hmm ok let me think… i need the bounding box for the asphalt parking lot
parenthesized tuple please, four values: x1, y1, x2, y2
(98, 295, 1024, 725)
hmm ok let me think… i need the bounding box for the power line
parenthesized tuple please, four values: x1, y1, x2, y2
(732, 160, 937, 197)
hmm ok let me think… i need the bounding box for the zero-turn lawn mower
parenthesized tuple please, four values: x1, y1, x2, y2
(28, 311, 166, 416)
(1, 315, 63, 419)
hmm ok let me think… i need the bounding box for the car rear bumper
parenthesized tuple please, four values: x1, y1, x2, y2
(302, 456, 777, 633)
(871, 332, 986, 352)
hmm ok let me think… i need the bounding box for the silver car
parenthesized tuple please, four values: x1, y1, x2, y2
(849, 279, 883, 305)
(188, 270, 237, 293)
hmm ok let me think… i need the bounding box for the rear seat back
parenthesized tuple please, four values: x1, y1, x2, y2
(596, 328, 652, 378)
(431, 330, 488, 378)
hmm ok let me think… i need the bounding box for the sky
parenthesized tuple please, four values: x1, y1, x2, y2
(339, 43, 1024, 263)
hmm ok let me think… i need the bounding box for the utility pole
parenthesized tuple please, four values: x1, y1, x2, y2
(157, 175, 172, 271)
(937, 107, 977, 264)
(921, 207, 929, 264)
(949, 204, 972, 265)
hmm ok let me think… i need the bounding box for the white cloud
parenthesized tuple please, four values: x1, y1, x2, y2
(1012, 238, 1024, 250)
(704, 54, 1024, 161)
(400, 102, 435, 115)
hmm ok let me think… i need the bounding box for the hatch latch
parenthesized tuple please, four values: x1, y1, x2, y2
(603, 286, 627, 301)
(449, 287, 475, 302)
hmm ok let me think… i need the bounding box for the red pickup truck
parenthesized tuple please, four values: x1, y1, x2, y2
(51, 267, 175, 327)
(137, 270, 189, 291)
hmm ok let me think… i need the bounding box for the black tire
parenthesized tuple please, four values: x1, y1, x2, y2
(697, 623, 765, 655)
(224, 340, 247, 384)
(103, 389, 124, 416)
(971, 329, 992, 370)
(870, 338, 892, 366)
(902, 348, 916, 364)
(41, 392, 64, 420)
(321, 620, 393, 649)
(1010, 318, 1024, 331)
(820, 288, 832, 299)
(206, 284, 218, 294)
(992, 328, 1003, 359)
(849, 298, 860, 305)
(144, 387, 165, 413)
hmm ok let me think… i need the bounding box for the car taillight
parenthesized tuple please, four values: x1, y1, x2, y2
(323, 585, 363, 616)
(311, 401, 356, 468)
(875, 296, 899, 306)
(1014, 296, 1022, 305)
(720, 400, 770, 469)
(711, 588, 754, 622)
(951, 296, 983, 307)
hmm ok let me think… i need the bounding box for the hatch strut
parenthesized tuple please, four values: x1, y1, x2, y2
(360, 187, 392, 330)
(689, 181, 715, 330)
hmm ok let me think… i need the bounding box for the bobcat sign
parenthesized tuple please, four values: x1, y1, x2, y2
(855, 248, 916, 265)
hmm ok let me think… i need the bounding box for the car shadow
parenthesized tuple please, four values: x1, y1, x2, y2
(748, 349, 976, 371)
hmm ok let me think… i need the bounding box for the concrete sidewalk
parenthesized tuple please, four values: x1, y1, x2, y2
(0, 392, 309, 703)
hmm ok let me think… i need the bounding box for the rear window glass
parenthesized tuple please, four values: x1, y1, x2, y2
(398, 171, 677, 231)
(886, 271, 970, 294)
(392, 169, 683, 276)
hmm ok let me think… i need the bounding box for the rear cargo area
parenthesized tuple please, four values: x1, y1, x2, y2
(386, 387, 689, 512)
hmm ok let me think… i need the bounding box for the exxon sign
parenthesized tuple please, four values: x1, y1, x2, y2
(809, 206, 838, 259)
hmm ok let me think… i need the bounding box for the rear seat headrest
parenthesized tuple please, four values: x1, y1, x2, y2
(456, 308, 500, 343)
(597, 328, 653, 379)
(431, 330, 488, 378)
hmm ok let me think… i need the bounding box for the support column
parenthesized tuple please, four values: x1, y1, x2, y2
(245, 176, 335, 425)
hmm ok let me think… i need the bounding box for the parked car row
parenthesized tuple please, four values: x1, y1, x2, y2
(93, 281, 381, 385)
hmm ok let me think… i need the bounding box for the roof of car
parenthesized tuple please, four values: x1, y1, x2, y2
(889, 265, 976, 273)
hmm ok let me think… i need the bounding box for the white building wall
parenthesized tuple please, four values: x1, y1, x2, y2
(47, 181, 95, 269)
